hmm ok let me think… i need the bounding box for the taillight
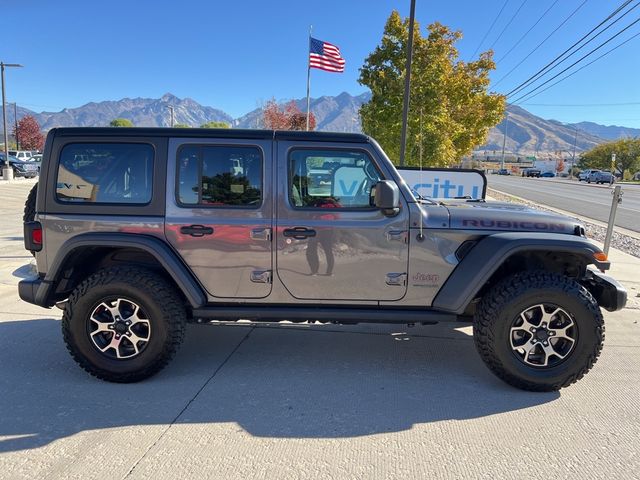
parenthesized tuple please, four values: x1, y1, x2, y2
(24, 221, 43, 252)
(32, 227, 42, 245)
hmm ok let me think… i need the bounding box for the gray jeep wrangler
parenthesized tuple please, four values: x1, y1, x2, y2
(20, 128, 626, 390)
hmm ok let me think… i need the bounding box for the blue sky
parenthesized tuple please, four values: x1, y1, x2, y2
(3, 0, 640, 127)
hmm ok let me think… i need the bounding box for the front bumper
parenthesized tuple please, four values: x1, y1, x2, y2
(582, 269, 627, 312)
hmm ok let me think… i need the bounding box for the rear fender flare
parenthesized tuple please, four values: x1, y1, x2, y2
(40, 233, 206, 308)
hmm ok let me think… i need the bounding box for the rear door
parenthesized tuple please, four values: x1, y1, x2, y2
(165, 138, 273, 299)
(275, 141, 410, 301)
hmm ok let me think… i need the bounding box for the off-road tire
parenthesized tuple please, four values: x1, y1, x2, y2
(473, 271, 604, 392)
(62, 266, 187, 382)
(23, 183, 37, 223)
(23, 183, 38, 256)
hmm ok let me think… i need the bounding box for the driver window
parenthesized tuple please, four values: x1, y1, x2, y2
(288, 149, 381, 208)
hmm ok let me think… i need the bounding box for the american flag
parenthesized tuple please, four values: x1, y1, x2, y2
(309, 37, 345, 72)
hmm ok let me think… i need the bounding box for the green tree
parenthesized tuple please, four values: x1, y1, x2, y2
(200, 121, 230, 128)
(358, 11, 505, 166)
(109, 118, 133, 127)
(174, 123, 191, 128)
(579, 138, 640, 180)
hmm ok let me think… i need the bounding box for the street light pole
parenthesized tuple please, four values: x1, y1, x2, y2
(1, 62, 23, 165)
(167, 105, 175, 127)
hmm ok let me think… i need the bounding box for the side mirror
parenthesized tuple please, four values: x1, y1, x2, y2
(374, 180, 401, 216)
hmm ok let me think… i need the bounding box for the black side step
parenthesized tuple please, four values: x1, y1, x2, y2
(191, 306, 459, 324)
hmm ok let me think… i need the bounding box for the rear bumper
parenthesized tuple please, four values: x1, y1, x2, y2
(582, 270, 627, 312)
(18, 277, 53, 308)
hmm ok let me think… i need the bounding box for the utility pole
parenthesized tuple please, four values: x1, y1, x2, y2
(1, 62, 23, 171)
(571, 126, 578, 179)
(167, 105, 175, 127)
(399, 0, 416, 167)
(500, 112, 509, 170)
(13, 102, 18, 149)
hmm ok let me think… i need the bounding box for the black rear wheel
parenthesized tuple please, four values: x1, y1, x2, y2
(62, 266, 187, 382)
(473, 271, 604, 391)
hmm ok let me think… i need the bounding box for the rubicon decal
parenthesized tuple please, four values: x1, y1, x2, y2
(461, 219, 568, 231)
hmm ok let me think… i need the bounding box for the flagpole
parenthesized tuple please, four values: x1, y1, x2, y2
(306, 25, 312, 131)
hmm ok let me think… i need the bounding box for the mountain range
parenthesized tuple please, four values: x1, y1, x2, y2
(4, 92, 639, 154)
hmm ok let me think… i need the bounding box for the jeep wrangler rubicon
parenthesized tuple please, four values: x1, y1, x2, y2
(20, 128, 627, 390)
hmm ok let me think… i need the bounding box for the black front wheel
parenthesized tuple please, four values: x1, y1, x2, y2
(473, 271, 604, 391)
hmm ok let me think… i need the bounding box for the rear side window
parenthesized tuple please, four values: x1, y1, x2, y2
(177, 145, 262, 207)
(56, 143, 154, 204)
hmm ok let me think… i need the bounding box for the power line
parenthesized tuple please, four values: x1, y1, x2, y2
(512, 29, 640, 104)
(493, 0, 588, 87)
(496, 0, 559, 64)
(487, 0, 529, 51)
(521, 101, 640, 107)
(505, 0, 636, 97)
(470, 0, 510, 59)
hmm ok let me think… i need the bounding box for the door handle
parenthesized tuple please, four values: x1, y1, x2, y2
(180, 225, 214, 237)
(283, 227, 317, 240)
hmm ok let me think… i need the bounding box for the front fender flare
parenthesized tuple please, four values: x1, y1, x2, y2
(431, 232, 607, 314)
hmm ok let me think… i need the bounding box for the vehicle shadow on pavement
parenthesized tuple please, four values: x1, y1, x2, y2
(0, 318, 559, 452)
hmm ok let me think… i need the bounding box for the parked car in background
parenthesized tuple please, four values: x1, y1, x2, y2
(0, 152, 39, 178)
(540, 171, 556, 177)
(8, 150, 33, 162)
(522, 168, 541, 177)
(497, 168, 510, 175)
(30, 154, 43, 172)
(578, 169, 600, 181)
(588, 170, 615, 184)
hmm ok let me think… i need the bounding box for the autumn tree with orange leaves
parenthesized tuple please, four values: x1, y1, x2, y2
(263, 100, 316, 131)
(14, 115, 45, 151)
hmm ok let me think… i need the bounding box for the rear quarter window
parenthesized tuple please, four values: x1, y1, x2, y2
(56, 143, 154, 204)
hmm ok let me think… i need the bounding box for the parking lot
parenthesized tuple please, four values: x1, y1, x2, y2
(1, 179, 639, 479)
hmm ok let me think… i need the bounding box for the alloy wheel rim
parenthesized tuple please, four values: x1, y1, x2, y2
(510, 303, 577, 368)
(88, 298, 151, 359)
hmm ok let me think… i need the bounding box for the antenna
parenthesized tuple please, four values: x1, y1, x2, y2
(417, 107, 425, 241)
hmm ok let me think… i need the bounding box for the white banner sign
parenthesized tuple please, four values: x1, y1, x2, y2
(397, 168, 486, 200)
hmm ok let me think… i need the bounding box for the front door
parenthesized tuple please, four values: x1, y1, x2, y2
(275, 142, 409, 301)
(165, 138, 273, 299)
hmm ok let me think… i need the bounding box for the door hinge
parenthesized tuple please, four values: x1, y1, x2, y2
(250, 227, 271, 241)
(250, 270, 272, 284)
(385, 272, 407, 286)
(386, 230, 407, 243)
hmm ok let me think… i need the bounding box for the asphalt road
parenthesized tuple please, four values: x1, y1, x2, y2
(487, 175, 640, 233)
(1, 180, 639, 479)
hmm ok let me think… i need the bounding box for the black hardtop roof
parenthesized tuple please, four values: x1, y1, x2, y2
(51, 127, 371, 144)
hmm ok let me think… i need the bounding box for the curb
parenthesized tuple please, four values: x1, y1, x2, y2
(487, 187, 640, 241)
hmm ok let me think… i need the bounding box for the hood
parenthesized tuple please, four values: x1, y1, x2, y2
(442, 199, 583, 235)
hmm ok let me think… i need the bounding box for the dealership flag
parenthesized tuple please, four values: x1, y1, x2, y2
(306, 34, 345, 130)
(309, 37, 346, 72)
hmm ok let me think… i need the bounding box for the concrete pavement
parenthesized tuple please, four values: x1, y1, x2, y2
(0, 179, 639, 479)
